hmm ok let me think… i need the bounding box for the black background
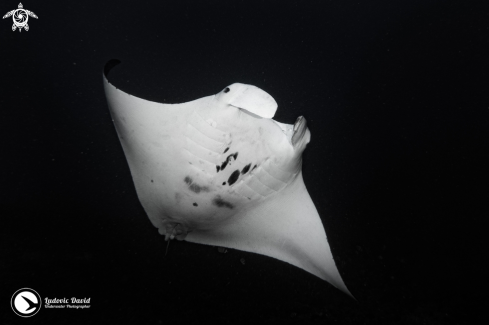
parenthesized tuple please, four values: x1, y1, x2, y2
(1, 0, 487, 324)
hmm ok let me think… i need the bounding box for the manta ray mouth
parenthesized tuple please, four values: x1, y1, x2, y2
(272, 115, 307, 147)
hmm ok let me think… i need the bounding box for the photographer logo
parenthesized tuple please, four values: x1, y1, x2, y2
(3, 3, 38, 32)
(11, 288, 41, 317)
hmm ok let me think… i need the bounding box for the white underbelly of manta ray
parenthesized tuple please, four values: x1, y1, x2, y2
(103, 60, 353, 297)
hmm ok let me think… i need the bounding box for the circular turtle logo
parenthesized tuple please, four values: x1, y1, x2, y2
(2, 3, 38, 32)
(11, 288, 41, 317)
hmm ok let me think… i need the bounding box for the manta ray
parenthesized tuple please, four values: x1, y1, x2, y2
(103, 60, 353, 297)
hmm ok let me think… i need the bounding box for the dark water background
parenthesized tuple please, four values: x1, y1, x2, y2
(1, 0, 487, 323)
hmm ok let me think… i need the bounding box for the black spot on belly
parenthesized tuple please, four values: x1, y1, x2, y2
(224, 147, 229, 153)
(241, 163, 251, 175)
(252, 164, 257, 171)
(216, 165, 221, 172)
(228, 170, 240, 186)
(221, 160, 228, 171)
(220, 152, 239, 171)
(184, 176, 209, 194)
(151, 179, 154, 183)
(212, 196, 234, 209)
(222, 182, 226, 185)
(193, 203, 198, 207)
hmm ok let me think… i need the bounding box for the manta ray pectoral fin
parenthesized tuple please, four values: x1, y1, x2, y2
(185, 173, 354, 298)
